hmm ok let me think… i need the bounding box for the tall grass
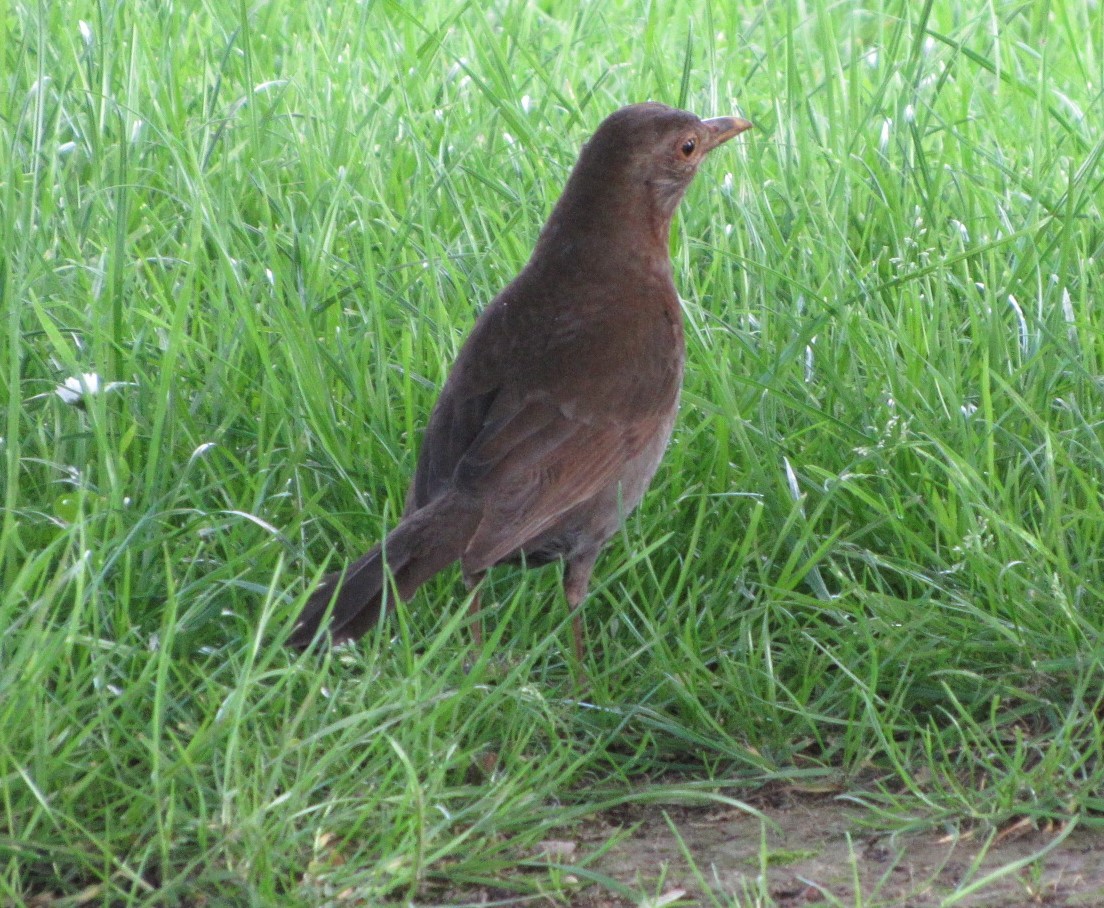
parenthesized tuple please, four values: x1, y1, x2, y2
(2, 0, 1103, 903)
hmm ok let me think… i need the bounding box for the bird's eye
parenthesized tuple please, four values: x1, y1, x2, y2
(680, 137, 697, 157)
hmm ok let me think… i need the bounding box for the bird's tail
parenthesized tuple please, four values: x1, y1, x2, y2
(288, 494, 479, 649)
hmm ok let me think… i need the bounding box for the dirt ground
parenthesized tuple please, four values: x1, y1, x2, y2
(559, 791, 1104, 907)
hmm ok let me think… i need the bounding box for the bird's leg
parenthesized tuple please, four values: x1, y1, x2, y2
(469, 587, 484, 647)
(563, 552, 599, 682)
(463, 570, 485, 649)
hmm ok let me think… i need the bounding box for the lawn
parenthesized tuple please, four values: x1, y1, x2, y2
(3, 0, 1104, 904)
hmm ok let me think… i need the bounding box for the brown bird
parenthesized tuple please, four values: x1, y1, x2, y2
(290, 102, 751, 659)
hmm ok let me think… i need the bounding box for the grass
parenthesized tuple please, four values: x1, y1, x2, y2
(3, 0, 1104, 903)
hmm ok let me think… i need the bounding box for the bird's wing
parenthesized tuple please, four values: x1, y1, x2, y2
(408, 384, 498, 509)
(453, 395, 647, 571)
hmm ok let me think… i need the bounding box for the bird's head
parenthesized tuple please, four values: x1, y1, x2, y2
(550, 102, 752, 244)
(589, 103, 751, 211)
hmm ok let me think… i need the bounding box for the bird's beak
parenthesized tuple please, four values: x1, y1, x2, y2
(702, 116, 754, 149)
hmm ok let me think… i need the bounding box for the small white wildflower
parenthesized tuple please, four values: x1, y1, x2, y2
(56, 373, 101, 404)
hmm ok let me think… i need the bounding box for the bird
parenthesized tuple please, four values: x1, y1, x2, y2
(289, 102, 752, 662)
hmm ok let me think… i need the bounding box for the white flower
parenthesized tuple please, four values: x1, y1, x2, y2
(54, 372, 135, 405)
(56, 373, 101, 404)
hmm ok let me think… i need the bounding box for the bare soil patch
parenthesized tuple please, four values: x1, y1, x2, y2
(565, 790, 1104, 907)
